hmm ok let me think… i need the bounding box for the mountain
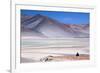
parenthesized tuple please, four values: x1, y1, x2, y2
(21, 14, 89, 38)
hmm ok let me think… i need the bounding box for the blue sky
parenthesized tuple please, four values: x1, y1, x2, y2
(21, 9, 90, 25)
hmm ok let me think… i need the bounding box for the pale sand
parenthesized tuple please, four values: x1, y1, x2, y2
(21, 48, 89, 63)
(21, 38, 89, 63)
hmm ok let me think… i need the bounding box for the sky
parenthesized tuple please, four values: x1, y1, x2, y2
(21, 9, 90, 25)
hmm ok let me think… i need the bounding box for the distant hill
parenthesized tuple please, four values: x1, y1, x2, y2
(21, 14, 89, 38)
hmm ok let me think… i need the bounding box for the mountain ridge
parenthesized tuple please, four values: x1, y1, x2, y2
(21, 14, 89, 38)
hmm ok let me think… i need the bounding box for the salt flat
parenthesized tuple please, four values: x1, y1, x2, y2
(21, 38, 89, 63)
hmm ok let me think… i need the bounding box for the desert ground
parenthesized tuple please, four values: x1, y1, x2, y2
(21, 38, 89, 63)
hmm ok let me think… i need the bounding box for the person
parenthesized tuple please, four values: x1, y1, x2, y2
(76, 52, 79, 56)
